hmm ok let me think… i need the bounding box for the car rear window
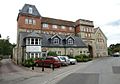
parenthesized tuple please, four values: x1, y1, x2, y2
(54, 57, 60, 61)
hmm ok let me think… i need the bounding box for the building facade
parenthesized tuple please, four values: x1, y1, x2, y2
(13, 4, 108, 64)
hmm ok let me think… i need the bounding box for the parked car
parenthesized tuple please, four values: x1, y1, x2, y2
(57, 56, 70, 66)
(112, 52, 120, 57)
(61, 56, 77, 65)
(34, 56, 61, 68)
(69, 58, 77, 65)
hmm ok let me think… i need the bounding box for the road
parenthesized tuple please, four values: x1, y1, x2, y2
(0, 57, 120, 84)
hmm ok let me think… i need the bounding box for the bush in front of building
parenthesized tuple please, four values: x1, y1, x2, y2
(0, 55, 3, 60)
(74, 54, 92, 62)
(23, 58, 35, 67)
(47, 51, 57, 56)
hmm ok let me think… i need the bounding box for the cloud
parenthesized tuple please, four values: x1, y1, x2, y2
(106, 19, 120, 26)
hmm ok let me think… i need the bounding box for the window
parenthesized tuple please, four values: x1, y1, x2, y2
(31, 38, 34, 44)
(80, 51, 82, 54)
(87, 28, 89, 32)
(58, 51, 61, 55)
(68, 38, 73, 44)
(25, 18, 28, 24)
(25, 19, 36, 25)
(53, 38, 59, 44)
(84, 51, 86, 53)
(43, 23, 48, 28)
(39, 39, 41, 45)
(33, 20, 36, 25)
(61, 26, 65, 29)
(35, 38, 38, 45)
(28, 7, 33, 14)
(88, 33, 91, 37)
(27, 38, 30, 45)
(83, 28, 86, 31)
(31, 53, 34, 58)
(85, 33, 87, 37)
(52, 25, 57, 29)
(69, 27, 73, 30)
(29, 19, 32, 24)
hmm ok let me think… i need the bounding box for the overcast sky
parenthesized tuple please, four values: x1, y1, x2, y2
(0, 0, 120, 46)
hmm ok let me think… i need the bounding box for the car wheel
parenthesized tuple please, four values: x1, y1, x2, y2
(36, 63, 39, 67)
(50, 64, 53, 68)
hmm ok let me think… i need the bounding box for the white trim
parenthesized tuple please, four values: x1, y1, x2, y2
(51, 34, 62, 39)
(66, 35, 75, 40)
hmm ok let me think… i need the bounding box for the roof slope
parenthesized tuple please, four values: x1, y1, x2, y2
(19, 32, 87, 48)
(41, 17, 75, 27)
(19, 4, 41, 17)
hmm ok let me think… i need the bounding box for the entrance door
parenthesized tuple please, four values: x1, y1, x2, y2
(88, 45, 93, 58)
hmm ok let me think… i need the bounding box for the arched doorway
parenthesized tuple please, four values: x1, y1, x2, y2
(88, 45, 93, 58)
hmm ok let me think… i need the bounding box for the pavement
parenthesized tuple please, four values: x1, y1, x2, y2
(1, 57, 120, 84)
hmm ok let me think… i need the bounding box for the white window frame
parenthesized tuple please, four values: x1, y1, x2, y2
(61, 26, 65, 29)
(53, 38, 59, 44)
(69, 27, 73, 30)
(52, 25, 57, 29)
(43, 23, 48, 28)
(29, 19, 32, 24)
(33, 19, 36, 25)
(68, 38, 73, 44)
(25, 18, 28, 24)
(28, 7, 33, 14)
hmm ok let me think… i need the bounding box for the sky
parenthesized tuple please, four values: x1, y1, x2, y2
(0, 0, 120, 46)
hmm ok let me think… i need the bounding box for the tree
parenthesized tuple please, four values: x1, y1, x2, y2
(0, 39, 16, 58)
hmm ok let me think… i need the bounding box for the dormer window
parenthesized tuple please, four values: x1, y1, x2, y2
(68, 38, 74, 44)
(26, 38, 41, 45)
(53, 38, 59, 44)
(28, 7, 33, 14)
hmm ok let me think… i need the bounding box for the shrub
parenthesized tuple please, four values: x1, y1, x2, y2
(74, 54, 92, 62)
(47, 51, 57, 56)
(0, 56, 3, 60)
(23, 58, 35, 67)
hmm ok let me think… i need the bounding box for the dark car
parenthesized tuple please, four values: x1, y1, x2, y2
(34, 56, 61, 68)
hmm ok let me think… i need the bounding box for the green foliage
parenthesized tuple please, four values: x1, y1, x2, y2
(47, 51, 57, 56)
(74, 54, 92, 62)
(0, 55, 3, 60)
(0, 39, 16, 57)
(22, 58, 35, 67)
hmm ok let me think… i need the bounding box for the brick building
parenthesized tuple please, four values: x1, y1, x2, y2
(13, 4, 108, 64)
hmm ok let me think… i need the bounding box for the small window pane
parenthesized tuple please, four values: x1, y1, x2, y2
(35, 38, 38, 45)
(43, 23, 48, 28)
(68, 38, 73, 44)
(31, 38, 34, 44)
(27, 38, 30, 45)
(33, 20, 36, 25)
(29, 19, 32, 24)
(25, 19, 28, 24)
(29, 7, 33, 14)
(61, 26, 65, 29)
(52, 25, 57, 28)
(53, 38, 59, 44)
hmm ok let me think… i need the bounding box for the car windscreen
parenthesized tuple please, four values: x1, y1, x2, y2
(54, 57, 60, 61)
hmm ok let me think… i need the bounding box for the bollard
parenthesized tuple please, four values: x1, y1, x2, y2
(42, 62, 44, 72)
(52, 64, 54, 71)
(32, 64, 34, 70)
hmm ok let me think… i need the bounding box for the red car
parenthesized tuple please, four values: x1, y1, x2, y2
(34, 56, 61, 68)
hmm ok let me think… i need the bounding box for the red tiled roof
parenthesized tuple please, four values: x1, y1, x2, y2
(41, 17, 75, 27)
